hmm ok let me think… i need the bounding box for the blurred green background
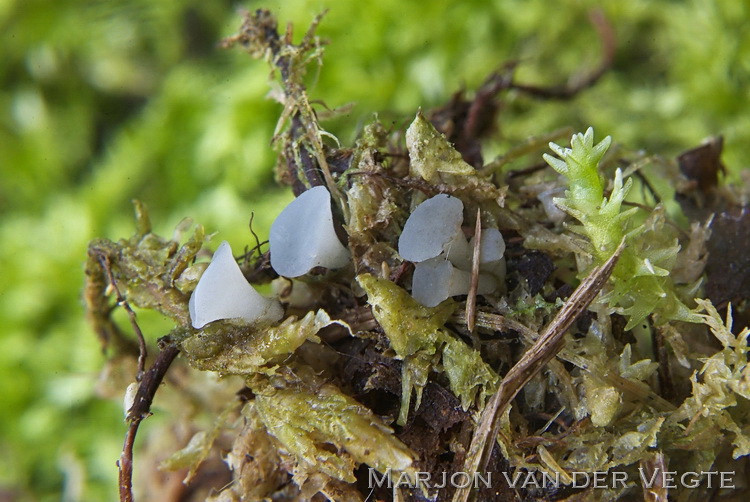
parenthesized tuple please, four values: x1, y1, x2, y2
(1, 0, 747, 499)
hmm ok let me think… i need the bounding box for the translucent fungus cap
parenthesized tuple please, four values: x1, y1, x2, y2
(398, 194, 465, 262)
(189, 241, 283, 329)
(270, 185, 350, 278)
(411, 257, 497, 308)
(470, 227, 506, 265)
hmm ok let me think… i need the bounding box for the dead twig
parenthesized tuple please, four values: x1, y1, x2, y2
(453, 239, 624, 502)
(653, 324, 676, 403)
(94, 251, 148, 379)
(509, 9, 615, 100)
(466, 209, 482, 333)
(119, 336, 181, 502)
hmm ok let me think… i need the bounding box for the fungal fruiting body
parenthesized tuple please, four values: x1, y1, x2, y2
(398, 194, 467, 263)
(269, 185, 350, 278)
(189, 241, 283, 329)
(399, 194, 506, 307)
(537, 186, 567, 223)
(412, 257, 497, 307)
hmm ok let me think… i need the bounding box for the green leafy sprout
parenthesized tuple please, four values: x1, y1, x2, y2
(544, 128, 701, 329)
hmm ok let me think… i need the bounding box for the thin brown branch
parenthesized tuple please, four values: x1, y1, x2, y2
(654, 324, 676, 403)
(509, 9, 615, 100)
(118, 420, 139, 502)
(466, 209, 482, 333)
(95, 251, 148, 379)
(119, 337, 181, 502)
(453, 239, 624, 502)
(248, 212, 263, 256)
(452, 310, 538, 342)
(633, 169, 662, 205)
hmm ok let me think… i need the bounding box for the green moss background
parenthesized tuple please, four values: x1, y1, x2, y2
(0, 0, 747, 499)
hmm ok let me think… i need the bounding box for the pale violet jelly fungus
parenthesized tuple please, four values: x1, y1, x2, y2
(269, 185, 350, 278)
(411, 257, 498, 308)
(469, 227, 506, 265)
(398, 194, 466, 263)
(189, 241, 283, 329)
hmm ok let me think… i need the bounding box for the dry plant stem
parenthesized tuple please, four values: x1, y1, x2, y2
(641, 452, 669, 501)
(118, 422, 139, 502)
(466, 209, 482, 333)
(223, 10, 343, 209)
(509, 9, 615, 100)
(462, 68, 514, 142)
(453, 240, 624, 502)
(119, 338, 180, 502)
(505, 161, 548, 179)
(653, 324, 675, 402)
(94, 251, 148, 379)
(454, 309, 676, 411)
(246, 211, 264, 257)
(452, 310, 538, 342)
(633, 170, 662, 205)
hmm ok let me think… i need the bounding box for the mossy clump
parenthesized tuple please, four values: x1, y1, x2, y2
(86, 9, 750, 502)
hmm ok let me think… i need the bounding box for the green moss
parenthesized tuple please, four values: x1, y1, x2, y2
(544, 128, 701, 329)
(181, 310, 342, 375)
(358, 273, 498, 422)
(5, 1, 750, 499)
(252, 373, 415, 484)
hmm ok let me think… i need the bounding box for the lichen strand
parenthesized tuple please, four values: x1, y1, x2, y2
(544, 128, 701, 329)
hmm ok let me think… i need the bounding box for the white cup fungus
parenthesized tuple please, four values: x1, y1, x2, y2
(398, 194, 507, 306)
(189, 241, 283, 329)
(470, 227, 507, 281)
(412, 257, 498, 307)
(398, 194, 466, 263)
(269, 185, 350, 278)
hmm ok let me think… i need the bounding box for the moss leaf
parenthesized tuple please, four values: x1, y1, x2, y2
(406, 111, 475, 182)
(254, 382, 415, 484)
(181, 310, 347, 375)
